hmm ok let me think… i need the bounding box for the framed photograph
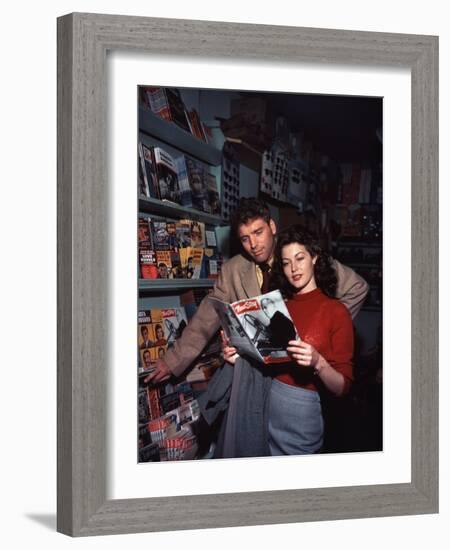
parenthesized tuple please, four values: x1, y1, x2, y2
(57, 13, 438, 536)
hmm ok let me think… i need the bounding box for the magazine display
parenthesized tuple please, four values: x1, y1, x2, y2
(209, 289, 299, 364)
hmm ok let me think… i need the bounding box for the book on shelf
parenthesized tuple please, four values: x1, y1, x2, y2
(191, 248, 204, 279)
(147, 386, 162, 420)
(153, 146, 181, 204)
(139, 216, 223, 280)
(138, 216, 153, 247)
(144, 87, 191, 133)
(139, 248, 158, 279)
(170, 249, 184, 279)
(175, 219, 192, 248)
(147, 413, 179, 446)
(138, 142, 160, 199)
(139, 308, 167, 348)
(138, 143, 149, 197)
(152, 220, 171, 250)
(209, 289, 299, 364)
(205, 172, 221, 215)
(185, 108, 207, 142)
(138, 216, 158, 279)
(190, 220, 206, 248)
(160, 425, 198, 461)
(203, 247, 222, 279)
(174, 156, 193, 208)
(185, 157, 208, 212)
(155, 250, 172, 279)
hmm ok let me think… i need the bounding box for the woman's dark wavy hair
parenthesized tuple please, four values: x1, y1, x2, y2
(270, 225, 337, 299)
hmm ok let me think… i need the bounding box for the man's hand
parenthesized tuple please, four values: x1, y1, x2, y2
(144, 358, 171, 384)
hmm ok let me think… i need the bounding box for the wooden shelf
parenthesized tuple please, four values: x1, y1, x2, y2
(139, 196, 224, 226)
(139, 279, 216, 293)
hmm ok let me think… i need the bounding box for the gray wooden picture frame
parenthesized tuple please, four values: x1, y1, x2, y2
(57, 12, 438, 537)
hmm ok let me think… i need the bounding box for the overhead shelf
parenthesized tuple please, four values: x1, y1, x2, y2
(139, 107, 222, 166)
(139, 196, 224, 226)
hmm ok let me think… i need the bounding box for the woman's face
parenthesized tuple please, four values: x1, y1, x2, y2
(281, 242, 317, 294)
(156, 326, 164, 340)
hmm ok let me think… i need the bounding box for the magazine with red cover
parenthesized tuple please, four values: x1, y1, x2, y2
(209, 289, 299, 364)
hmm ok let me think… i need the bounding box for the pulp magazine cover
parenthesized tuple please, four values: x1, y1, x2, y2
(209, 289, 299, 364)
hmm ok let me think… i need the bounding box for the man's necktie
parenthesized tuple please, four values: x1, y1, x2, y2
(260, 263, 270, 294)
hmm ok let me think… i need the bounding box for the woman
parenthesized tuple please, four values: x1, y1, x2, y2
(223, 225, 354, 456)
(154, 324, 167, 347)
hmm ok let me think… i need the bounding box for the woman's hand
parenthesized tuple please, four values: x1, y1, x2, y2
(287, 339, 321, 368)
(221, 330, 239, 365)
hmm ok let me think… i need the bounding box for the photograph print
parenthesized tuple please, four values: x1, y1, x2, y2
(137, 85, 382, 462)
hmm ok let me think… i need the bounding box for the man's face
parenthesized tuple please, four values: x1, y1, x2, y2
(143, 351, 152, 366)
(238, 217, 277, 264)
(158, 264, 168, 278)
(191, 224, 202, 243)
(141, 327, 148, 340)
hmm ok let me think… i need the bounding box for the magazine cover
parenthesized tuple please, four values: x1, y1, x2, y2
(153, 147, 181, 204)
(185, 157, 207, 211)
(175, 219, 192, 248)
(139, 248, 158, 279)
(155, 250, 172, 279)
(190, 220, 205, 248)
(160, 308, 188, 348)
(138, 216, 153, 247)
(152, 221, 170, 250)
(174, 156, 194, 207)
(209, 289, 299, 364)
(139, 142, 160, 199)
(191, 248, 204, 279)
(205, 172, 221, 215)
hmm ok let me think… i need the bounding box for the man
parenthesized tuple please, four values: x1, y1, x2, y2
(146, 197, 368, 383)
(139, 325, 154, 349)
(157, 262, 169, 279)
(141, 349, 154, 371)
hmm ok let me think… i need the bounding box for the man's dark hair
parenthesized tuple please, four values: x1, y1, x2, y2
(140, 325, 148, 336)
(231, 197, 271, 234)
(271, 225, 337, 298)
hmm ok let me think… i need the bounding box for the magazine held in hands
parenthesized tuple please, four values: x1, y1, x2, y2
(209, 289, 299, 364)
